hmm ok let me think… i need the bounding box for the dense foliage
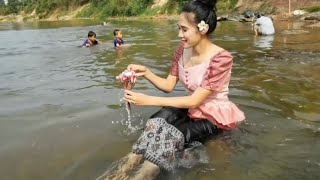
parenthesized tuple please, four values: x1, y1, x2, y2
(1, 0, 91, 15)
(0, 0, 239, 18)
(78, 0, 155, 17)
(305, 5, 320, 13)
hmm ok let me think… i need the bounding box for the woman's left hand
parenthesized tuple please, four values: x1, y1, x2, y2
(124, 90, 152, 106)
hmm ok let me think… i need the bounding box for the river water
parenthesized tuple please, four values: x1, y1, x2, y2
(0, 19, 319, 180)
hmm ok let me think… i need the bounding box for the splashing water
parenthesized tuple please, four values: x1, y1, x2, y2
(116, 70, 137, 131)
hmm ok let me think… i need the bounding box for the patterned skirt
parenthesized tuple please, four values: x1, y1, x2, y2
(132, 107, 222, 170)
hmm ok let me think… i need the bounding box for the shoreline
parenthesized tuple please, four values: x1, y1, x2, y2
(0, 14, 180, 23)
(0, 12, 319, 28)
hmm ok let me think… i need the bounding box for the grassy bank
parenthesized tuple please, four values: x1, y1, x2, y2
(305, 5, 320, 13)
(0, 0, 240, 20)
(1, 0, 319, 21)
(77, 0, 240, 19)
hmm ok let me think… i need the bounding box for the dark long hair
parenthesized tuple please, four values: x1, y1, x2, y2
(182, 0, 218, 34)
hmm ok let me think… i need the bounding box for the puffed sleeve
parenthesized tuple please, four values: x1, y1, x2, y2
(200, 51, 233, 91)
(170, 43, 184, 76)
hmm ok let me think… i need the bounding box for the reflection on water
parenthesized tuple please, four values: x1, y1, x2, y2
(254, 35, 274, 49)
(0, 20, 319, 180)
(114, 46, 129, 65)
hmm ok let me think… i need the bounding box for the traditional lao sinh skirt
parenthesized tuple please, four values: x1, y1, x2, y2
(132, 107, 221, 170)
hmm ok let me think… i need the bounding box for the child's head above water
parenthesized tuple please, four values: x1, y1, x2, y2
(178, 0, 217, 48)
(82, 31, 98, 47)
(88, 31, 97, 42)
(113, 29, 123, 39)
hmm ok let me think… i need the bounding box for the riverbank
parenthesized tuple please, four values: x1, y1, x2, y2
(1, 0, 319, 23)
(0, 6, 319, 29)
(1, 12, 319, 23)
(0, 4, 90, 22)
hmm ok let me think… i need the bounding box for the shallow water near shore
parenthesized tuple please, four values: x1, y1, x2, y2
(0, 19, 319, 180)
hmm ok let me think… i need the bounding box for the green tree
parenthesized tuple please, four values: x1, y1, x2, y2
(8, 0, 20, 14)
(0, 0, 5, 7)
(0, 0, 8, 15)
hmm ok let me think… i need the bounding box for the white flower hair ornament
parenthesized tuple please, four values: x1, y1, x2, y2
(197, 20, 209, 32)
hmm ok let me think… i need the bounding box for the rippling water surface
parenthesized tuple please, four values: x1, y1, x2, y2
(0, 19, 319, 180)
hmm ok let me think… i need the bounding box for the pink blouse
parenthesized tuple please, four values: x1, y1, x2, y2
(170, 44, 245, 130)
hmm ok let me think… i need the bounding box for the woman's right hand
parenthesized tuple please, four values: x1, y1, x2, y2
(127, 64, 149, 77)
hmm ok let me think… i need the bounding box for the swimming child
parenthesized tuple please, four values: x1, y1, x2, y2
(113, 29, 124, 47)
(107, 0, 245, 179)
(82, 31, 98, 47)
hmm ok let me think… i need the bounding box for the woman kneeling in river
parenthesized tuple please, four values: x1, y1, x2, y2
(107, 0, 245, 179)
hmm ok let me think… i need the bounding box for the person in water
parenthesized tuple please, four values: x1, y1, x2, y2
(82, 31, 98, 47)
(107, 0, 245, 179)
(252, 14, 275, 35)
(113, 29, 124, 47)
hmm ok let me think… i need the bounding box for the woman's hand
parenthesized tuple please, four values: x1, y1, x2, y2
(124, 90, 153, 106)
(127, 64, 149, 77)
